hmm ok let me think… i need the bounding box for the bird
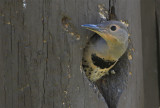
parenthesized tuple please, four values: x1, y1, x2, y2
(81, 20, 128, 82)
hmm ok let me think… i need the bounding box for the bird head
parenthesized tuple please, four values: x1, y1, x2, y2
(81, 21, 128, 44)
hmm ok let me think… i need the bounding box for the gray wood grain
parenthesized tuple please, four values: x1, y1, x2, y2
(142, 0, 159, 108)
(0, 0, 108, 108)
(0, 0, 159, 108)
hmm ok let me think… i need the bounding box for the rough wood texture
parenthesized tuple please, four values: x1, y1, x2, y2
(0, 0, 108, 108)
(142, 0, 159, 108)
(0, 0, 159, 108)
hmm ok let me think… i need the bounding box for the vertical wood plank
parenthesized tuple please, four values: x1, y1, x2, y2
(142, 0, 159, 107)
(0, 0, 108, 108)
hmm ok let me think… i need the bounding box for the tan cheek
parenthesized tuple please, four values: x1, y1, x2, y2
(98, 33, 117, 42)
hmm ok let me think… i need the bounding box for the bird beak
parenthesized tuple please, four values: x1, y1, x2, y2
(81, 24, 100, 32)
(81, 23, 118, 42)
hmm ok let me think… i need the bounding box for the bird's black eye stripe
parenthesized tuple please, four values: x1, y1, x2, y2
(110, 26, 117, 31)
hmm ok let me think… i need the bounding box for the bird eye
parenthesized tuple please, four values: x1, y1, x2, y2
(110, 25, 117, 31)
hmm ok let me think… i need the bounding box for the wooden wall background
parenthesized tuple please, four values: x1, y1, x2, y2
(0, 0, 159, 108)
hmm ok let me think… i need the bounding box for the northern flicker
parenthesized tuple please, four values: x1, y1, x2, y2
(82, 21, 128, 82)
